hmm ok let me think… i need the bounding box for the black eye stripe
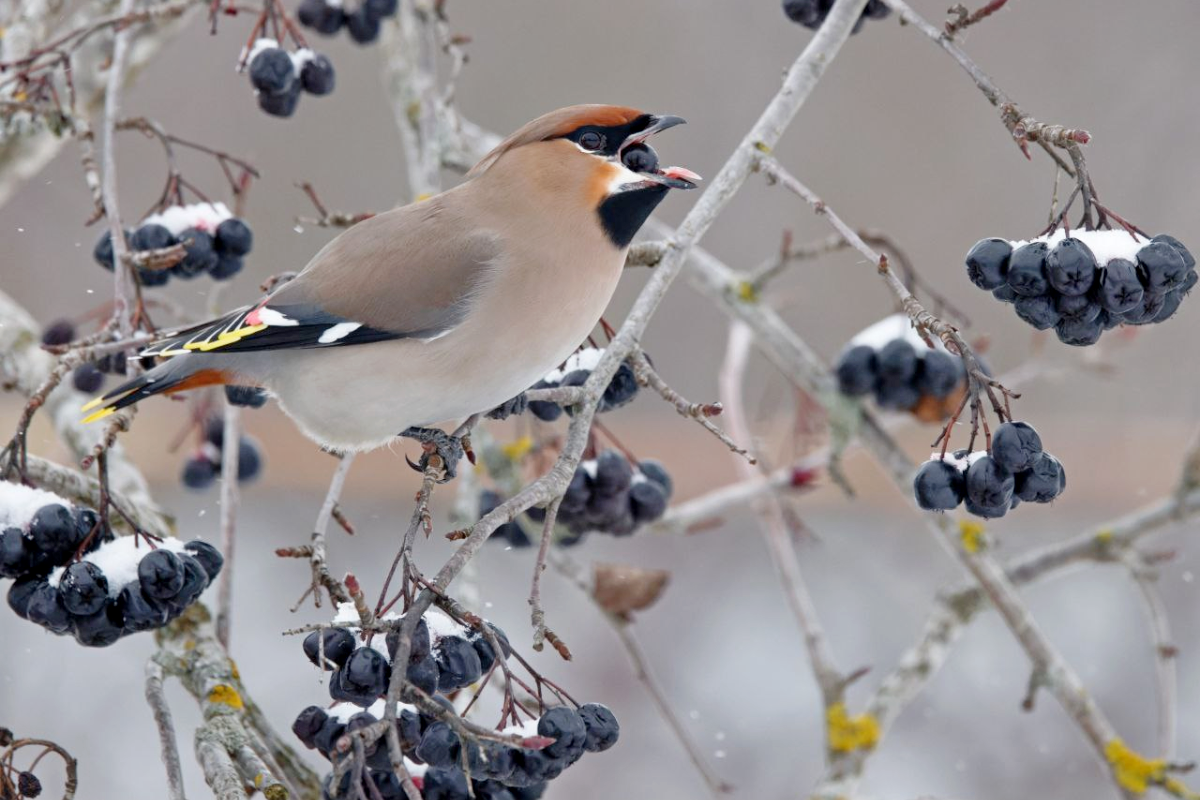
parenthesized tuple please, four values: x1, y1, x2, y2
(561, 115, 653, 157)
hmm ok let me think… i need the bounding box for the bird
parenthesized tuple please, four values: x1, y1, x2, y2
(82, 105, 699, 477)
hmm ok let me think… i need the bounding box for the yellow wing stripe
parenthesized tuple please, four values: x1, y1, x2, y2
(183, 323, 267, 352)
(82, 407, 117, 424)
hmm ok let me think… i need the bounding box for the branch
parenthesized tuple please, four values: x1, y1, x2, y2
(145, 660, 188, 800)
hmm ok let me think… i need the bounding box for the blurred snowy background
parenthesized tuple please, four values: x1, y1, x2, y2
(2, 1, 1200, 798)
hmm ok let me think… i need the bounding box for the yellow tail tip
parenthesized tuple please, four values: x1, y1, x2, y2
(80, 395, 106, 412)
(82, 407, 116, 424)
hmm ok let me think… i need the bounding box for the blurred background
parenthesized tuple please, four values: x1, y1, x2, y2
(3, 1, 1200, 798)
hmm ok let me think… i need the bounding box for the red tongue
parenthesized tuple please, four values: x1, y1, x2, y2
(661, 166, 702, 182)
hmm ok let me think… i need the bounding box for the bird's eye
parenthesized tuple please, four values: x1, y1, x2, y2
(578, 131, 605, 151)
(621, 143, 659, 174)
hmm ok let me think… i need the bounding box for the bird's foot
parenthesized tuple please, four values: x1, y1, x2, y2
(486, 392, 528, 421)
(400, 426, 465, 483)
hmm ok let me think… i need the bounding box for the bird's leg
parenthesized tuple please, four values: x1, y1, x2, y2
(485, 393, 528, 421)
(400, 426, 466, 482)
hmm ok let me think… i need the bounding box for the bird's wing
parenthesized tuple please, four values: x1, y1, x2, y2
(140, 199, 499, 357)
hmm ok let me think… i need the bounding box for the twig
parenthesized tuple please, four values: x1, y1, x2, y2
(528, 497, 567, 657)
(216, 403, 241, 648)
(1120, 549, 1177, 760)
(145, 660, 188, 800)
(944, 0, 1008, 37)
(291, 454, 354, 609)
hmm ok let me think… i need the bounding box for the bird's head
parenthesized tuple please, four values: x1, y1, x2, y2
(469, 105, 700, 248)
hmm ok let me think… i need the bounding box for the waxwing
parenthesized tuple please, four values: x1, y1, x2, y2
(83, 105, 699, 475)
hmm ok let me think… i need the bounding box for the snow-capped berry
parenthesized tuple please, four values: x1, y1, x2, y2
(1014, 453, 1067, 503)
(1054, 292, 1100, 324)
(629, 480, 668, 523)
(17, 771, 42, 798)
(237, 438, 262, 482)
(214, 218, 253, 256)
(258, 80, 302, 117)
(538, 706, 587, 760)
(298, 0, 343, 33)
(172, 228, 219, 278)
(225, 385, 268, 408)
(1056, 315, 1104, 346)
(27, 504, 77, 571)
(303, 626, 356, 670)
(25, 581, 71, 634)
(364, 0, 398, 17)
(637, 460, 673, 499)
(386, 615, 431, 664)
(346, 8, 381, 43)
(1006, 242, 1049, 296)
(834, 344, 878, 397)
(1096, 258, 1143, 314)
(182, 456, 217, 490)
(991, 422, 1042, 473)
(913, 458, 965, 511)
(1014, 294, 1060, 331)
(292, 705, 328, 749)
(435, 634, 482, 690)
(1136, 240, 1189, 294)
(579, 703, 620, 752)
(300, 54, 336, 95)
(877, 339, 918, 383)
(470, 624, 511, 673)
(72, 363, 104, 394)
(599, 361, 639, 412)
(915, 351, 961, 399)
(131, 223, 175, 252)
(249, 47, 295, 94)
(964, 238, 1011, 290)
(965, 455, 1014, 511)
(875, 379, 920, 411)
(592, 450, 633, 497)
(138, 549, 186, 601)
(1046, 237, 1097, 297)
(41, 319, 75, 346)
(406, 654, 440, 696)
(417, 722, 461, 769)
(59, 561, 109, 616)
(210, 254, 244, 281)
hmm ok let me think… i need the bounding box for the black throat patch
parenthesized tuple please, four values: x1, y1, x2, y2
(597, 185, 669, 249)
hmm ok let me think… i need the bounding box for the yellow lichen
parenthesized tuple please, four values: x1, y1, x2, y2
(1095, 529, 1114, 545)
(229, 659, 240, 680)
(958, 519, 986, 554)
(502, 436, 533, 462)
(754, 141, 772, 154)
(207, 684, 244, 710)
(1106, 738, 1166, 794)
(414, 193, 432, 202)
(734, 281, 759, 303)
(826, 703, 880, 753)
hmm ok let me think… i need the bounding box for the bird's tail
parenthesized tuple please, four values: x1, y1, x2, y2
(81, 357, 232, 423)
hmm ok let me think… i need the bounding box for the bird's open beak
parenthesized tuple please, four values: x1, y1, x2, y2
(620, 115, 701, 190)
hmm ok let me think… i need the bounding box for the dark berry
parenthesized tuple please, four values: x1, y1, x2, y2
(964, 495, 1009, 520)
(138, 549, 185, 601)
(965, 455, 1014, 511)
(863, 0, 890, 18)
(292, 706, 328, 749)
(1153, 288, 1185, 323)
(782, 0, 822, 27)
(914, 350, 961, 399)
(422, 768, 469, 800)
(249, 47, 295, 94)
(1014, 294, 1061, 331)
(258, 80, 302, 117)
(637, 459, 673, 499)
(964, 238, 1011, 290)
(1055, 292, 1100, 323)
(182, 456, 217, 490)
(406, 655, 440, 696)
(60, 561, 109, 616)
(300, 54, 336, 95)
(25, 580, 71, 634)
(338, 647, 391, 706)
(435, 634, 482, 690)
(417, 722, 461, 768)
(116, 583, 169, 632)
(168, 554, 211, 611)
(299, 0, 343, 33)
(214, 218, 253, 256)
(183, 540, 223, 580)
(174, 228, 219, 277)
(527, 379, 564, 422)
(364, 0, 398, 17)
(130, 223, 175, 252)
(876, 338, 918, 383)
(18, 771, 41, 798)
(0, 527, 31, 578)
(599, 361, 639, 412)
(1046, 237, 1097, 297)
(592, 450, 633, 497)
(560, 467, 590, 516)
(1014, 453, 1066, 503)
(834, 344, 877, 397)
(93, 229, 130, 270)
(346, 8, 381, 43)
(41, 319, 75, 346)
(72, 601, 124, 647)
(304, 627, 357, 670)
(1122, 291, 1167, 325)
(579, 703, 620, 752)
(1055, 315, 1103, 346)
(7, 576, 41, 619)
(1137, 240, 1189, 294)
(470, 625, 511, 673)
(1153, 233, 1195, 270)
(913, 458, 965, 511)
(1006, 242, 1049, 296)
(26, 504, 77, 571)
(991, 421, 1042, 472)
(538, 706, 587, 760)
(629, 479, 668, 523)
(312, 716, 347, 755)
(237, 438, 262, 482)
(874, 379, 920, 411)
(1096, 258, 1144, 314)
(72, 363, 104, 393)
(992, 284, 1018, 303)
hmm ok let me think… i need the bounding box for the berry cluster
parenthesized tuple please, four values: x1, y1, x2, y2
(297, 0, 398, 44)
(246, 40, 336, 118)
(93, 202, 253, 285)
(913, 422, 1066, 519)
(548, 450, 672, 541)
(294, 608, 619, 799)
(526, 348, 640, 422)
(1, 485, 223, 646)
(181, 417, 263, 490)
(42, 320, 136, 394)
(782, 0, 890, 33)
(834, 315, 966, 421)
(965, 230, 1196, 346)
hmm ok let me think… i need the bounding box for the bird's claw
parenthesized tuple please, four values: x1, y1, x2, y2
(400, 427, 465, 483)
(486, 393, 528, 421)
